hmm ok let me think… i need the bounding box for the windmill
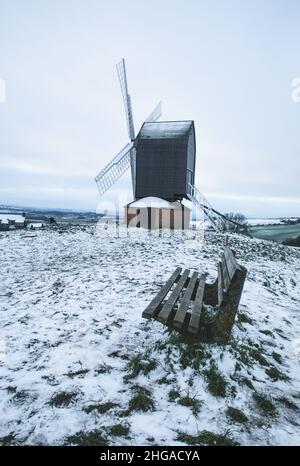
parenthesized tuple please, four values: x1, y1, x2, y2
(95, 58, 162, 200)
(95, 59, 250, 234)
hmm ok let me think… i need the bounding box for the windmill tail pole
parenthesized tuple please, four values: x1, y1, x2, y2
(188, 183, 251, 236)
(209, 207, 251, 233)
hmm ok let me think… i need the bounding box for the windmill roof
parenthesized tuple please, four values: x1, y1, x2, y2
(138, 121, 194, 139)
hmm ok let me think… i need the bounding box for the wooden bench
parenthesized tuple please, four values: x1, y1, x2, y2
(142, 247, 247, 343)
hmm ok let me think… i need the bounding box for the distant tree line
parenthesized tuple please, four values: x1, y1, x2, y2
(223, 212, 248, 232)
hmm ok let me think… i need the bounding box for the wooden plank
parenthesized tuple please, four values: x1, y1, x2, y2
(156, 269, 190, 324)
(142, 267, 182, 319)
(224, 247, 240, 279)
(217, 261, 224, 305)
(173, 271, 198, 329)
(221, 254, 231, 291)
(188, 274, 206, 334)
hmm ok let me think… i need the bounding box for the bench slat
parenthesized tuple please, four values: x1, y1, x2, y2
(224, 247, 240, 280)
(221, 254, 231, 291)
(217, 261, 224, 305)
(188, 274, 206, 334)
(142, 267, 182, 319)
(173, 271, 198, 329)
(157, 269, 190, 324)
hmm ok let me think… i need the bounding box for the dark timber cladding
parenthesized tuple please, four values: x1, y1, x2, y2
(135, 121, 196, 201)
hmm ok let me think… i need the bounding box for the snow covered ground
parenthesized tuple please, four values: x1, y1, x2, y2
(247, 218, 299, 226)
(247, 218, 284, 226)
(0, 224, 300, 446)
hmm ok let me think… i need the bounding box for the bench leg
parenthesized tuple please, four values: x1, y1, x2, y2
(210, 266, 247, 343)
(203, 280, 218, 306)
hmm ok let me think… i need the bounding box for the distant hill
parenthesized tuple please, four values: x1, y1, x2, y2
(0, 204, 105, 224)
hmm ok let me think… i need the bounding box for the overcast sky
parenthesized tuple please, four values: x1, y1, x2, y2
(0, 0, 299, 217)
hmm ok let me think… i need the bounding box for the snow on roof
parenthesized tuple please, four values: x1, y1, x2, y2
(139, 121, 193, 139)
(0, 213, 25, 224)
(127, 196, 189, 210)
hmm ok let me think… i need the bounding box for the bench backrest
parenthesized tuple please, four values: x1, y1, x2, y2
(217, 247, 241, 304)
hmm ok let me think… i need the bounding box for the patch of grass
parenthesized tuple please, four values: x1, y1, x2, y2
(13, 390, 37, 404)
(128, 386, 155, 413)
(168, 389, 180, 402)
(107, 424, 130, 437)
(238, 377, 255, 390)
(187, 375, 194, 387)
(95, 363, 113, 374)
(253, 392, 277, 417)
(201, 304, 217, 321)
(230, 343, 252, 366)
(177, 395, 202, 416)
(41, 375, 59, 386)
(259, 329, 273, 336)
(49, 391, 78, 408)
(266, 366, 289, 382)
(234, 361, 242, 372)
(179, 346, 208, 371)
(177, 430, 239, 446)
(277, 396, 299, 411)
(83, 402, 119, 414)
(249, 348, 269, 366)
(162, 333, 209, 371)
(226, 406, 248, 423)
(272, 352, 283, 364)
(124, 353, 157, 380)
(166, 332, 186, 347)
(6, 386, 17, 394)
(0, 433, 16, 446)
(274, 328, 289, 340)
(65, 430, 107, 446)
(108, 350, 129, 360)
(157, 375, 173, 385)
(238, 313, 253, 325)
(64, 369, 89, 378)
(204, 364, 227, 397)
(238, 349, 252, 366)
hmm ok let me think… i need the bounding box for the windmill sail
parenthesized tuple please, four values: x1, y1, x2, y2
(145, 101, 162, 122)
(95, 142, 134, 197)
(116, 59, 135, 141)
(116, 59, 136, 196)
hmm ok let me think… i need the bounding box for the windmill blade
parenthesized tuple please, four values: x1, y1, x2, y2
(145, 101, 162, 122)
(116, 59, 135, 141)
(95, 142, 134, 197)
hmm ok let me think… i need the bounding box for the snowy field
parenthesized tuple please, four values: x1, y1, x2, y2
(250, 224, 300, 244)
(247, 218, 286, 226)
(0, 224, 300, 446)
